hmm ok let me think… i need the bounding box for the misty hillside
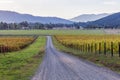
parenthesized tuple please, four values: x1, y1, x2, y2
(0, 10, 73, 24)
(70, 13, 110, 22)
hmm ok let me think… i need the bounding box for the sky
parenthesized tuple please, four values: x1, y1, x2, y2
(0, 0, 119, 19)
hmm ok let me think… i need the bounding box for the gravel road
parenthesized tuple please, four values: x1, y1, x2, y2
(31, 36, 120, 80)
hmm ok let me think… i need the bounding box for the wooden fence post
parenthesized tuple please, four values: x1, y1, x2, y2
(80, 45, 82, 51)
(104, 42, 106, 55)
(95, 43, 97, 54)
(86, 44, 87, 53)
(88, 44, 90, 52)
(99, 42, 101, 54)
(111, 42, 113, 57)
(82, 45, 84, 52)
(83, 44, 85, 52)
(0, 45, 1, 53)
(91, 43, 93, 53)
(2, 45, 5, 56)
(81, 45, 83, 52)
(118, 42, 120, 57)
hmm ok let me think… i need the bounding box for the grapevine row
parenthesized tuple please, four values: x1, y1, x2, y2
(0, 36, 37, 54)
(55, 35, 120, 57)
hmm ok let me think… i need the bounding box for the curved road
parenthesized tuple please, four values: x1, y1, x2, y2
(32, 36, 120, 80)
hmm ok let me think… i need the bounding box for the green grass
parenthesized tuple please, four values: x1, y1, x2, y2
(0, 36, 46, 80)
(0, 30, 105, 35)
(53, 36, 120, 73)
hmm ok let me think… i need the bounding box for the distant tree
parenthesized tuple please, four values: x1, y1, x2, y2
(19, 21, 29, 27)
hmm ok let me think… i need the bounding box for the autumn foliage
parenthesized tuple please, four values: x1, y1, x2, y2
(0, 36, 35, 53)
(55, 35, 120, 57)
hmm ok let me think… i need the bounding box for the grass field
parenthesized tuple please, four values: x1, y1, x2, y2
(53, 36, 120, 73)
(0, 36, 46, 80)
(0, 30, 105, 35)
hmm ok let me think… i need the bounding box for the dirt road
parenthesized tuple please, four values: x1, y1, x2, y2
(31, 36, 120, 80)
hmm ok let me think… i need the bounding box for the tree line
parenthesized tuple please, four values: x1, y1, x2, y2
(0, 21, 81, 30)
(1, 21, 119, 30)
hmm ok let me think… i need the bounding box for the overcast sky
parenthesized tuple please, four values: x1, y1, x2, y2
(0, 0, 119, 19)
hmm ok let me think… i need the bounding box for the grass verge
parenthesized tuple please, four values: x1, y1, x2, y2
(0, 36, 46, 80)
(0, 30, 105, 35)
(53, 36, 120, 73)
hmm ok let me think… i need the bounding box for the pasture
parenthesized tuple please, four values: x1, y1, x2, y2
(0, 30, 105, 35)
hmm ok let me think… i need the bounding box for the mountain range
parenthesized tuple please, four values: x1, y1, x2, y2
(0, 10, 120, 28)
(88, 12, 120, 27)
(70, 13, 110, 22)
(0, 10, 73, 24)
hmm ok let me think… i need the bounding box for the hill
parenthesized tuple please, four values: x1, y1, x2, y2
(70, 13, 109, 22)
(0, 10, 73, 24)
(88, 12, 120, 27)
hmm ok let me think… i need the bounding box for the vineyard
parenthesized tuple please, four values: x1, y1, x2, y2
(0, 36, 37, 53)
(0, 36, 46, 80)
(55, 35, 120, 57)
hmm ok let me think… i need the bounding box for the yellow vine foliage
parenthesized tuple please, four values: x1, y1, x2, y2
(0, 37, 35, 52)
(55, 35, 120, 54)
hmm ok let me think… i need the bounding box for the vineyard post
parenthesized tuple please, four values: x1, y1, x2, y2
(4, 46, 6, 55)
(82, 45, 84, 52)
(77, 44, 79, 50)
(90, 44, 91, 53)
(81, 45, 82, 52)
(1, 45, 2, 53)
(99, 42, 101, 54)
(87, 44, 89, 52)
(6, 45, 9, 52)
(95, 43, 97, 54)
(1, 45, 3, 55)
(91, 43, 92, 53)
(81, 45, 83, 52)
(3, 45, 5, 56)
(83, 45, 84, 52)
(119, 42, 120, 57)
(83, 44, 85, 52)
(79, 45, 81, 52)
(86, 44, 87, 53)
(86, 44, 88, 53)
(111, 42, 113, 57)
(84, 44, 86, 53)
(104, 42, 106, 55)
(88, 44, 90, 52)
(0, 45, 1, 53)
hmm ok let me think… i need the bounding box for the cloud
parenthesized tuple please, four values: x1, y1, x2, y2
(103, 1, 117, 5)
(0, 0, 14, 4)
